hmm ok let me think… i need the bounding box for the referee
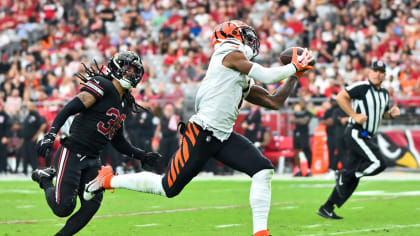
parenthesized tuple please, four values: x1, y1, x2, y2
(317, 60, 401, 219)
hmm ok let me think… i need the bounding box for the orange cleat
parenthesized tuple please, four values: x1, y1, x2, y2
(253, 229, 271, 236)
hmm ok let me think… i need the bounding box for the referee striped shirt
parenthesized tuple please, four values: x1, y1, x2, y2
(345, 80, 390, 136)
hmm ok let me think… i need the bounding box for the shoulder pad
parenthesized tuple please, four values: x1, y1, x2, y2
(81, 76, 112, 99)
(215, 39, 245, 55)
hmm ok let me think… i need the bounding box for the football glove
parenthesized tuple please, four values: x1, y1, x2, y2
(132, 150, 162, 167)
(291, 48, 314, 72)
(36, 132, 57, 158)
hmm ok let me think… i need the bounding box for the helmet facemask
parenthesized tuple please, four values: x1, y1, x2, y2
(109, 51, 144, 89)
(239, 26, 260, 59)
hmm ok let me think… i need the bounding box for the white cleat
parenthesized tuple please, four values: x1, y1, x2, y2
(83, 186, 96, 201)
(83, 166, 114, 201)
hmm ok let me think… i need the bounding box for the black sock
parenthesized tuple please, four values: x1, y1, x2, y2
(324, 200, 334, 211)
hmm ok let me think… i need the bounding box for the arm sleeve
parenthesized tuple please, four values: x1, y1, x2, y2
(111, 128, 145, 158)
(248, 63, 296, 84)
(49, 97, 86, 134)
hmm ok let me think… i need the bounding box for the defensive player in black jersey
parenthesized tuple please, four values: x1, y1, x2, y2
(32, 51, 161, 236)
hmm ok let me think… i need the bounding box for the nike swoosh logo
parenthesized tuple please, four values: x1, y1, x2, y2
(324, 209, 333, 217)
(338, 174, 343, 186)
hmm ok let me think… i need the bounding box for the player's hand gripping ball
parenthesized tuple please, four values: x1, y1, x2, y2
(280, 47, 316, 72)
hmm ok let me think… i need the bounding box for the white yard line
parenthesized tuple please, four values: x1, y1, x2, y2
(215, 224, 241, 228)
(302, 224, 330, 228)
(278, 206, 298, 210)
(297, 224, 420, 236)
(0, 189, 38, 194)
(16, 205, 34, 209)
(0, 201, 293, 225)
(1, 194, 418, 225)
(349, 206, 365, 210)
(135, 223, 159, 227)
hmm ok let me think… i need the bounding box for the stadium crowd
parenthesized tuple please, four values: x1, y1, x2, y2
(0, 0, 419, 175)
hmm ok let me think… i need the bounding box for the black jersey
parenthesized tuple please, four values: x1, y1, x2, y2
(293, 110, 312, 135)
(63, 76, 130, 156)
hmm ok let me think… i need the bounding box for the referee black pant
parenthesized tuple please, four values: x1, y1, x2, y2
(328, 126, 387, 207)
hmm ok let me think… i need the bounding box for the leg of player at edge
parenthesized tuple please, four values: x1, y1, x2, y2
(85, 123, 274, 236)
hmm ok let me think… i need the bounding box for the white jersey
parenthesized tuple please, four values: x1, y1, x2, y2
(190, 39, 254, 141)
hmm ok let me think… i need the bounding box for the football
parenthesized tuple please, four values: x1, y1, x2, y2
(279, 47, 316, 68)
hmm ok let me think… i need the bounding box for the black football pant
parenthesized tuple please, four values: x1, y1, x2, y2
(329, 127, 387, 207)
(0, 143, 7, 173)
(162, 122, 274, 198)
(327, 135, 338, 170)
(42, 146, 103, 236)
(157, 136, 179, 174)
(293, 132, 312, 168)
(22, 139, 38, 175)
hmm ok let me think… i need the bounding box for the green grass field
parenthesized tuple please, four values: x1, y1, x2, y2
(1, 177, 420, 235)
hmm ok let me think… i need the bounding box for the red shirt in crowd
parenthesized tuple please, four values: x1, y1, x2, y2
(0, 15, 17, 30)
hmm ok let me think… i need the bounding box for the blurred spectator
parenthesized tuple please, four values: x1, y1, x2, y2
(154, 103, 179, 173)
(100, 143, 123, 173)
(241, 102, 262, 144)
(21, 102, 47, 175)
(322, 97, 339, 174)
(290, 99, 312, 177)
(0, 54, 11, 77)
(311, 87, 326, 107)
(0, 100, 10, 175)
(0, 0, 418, 176)
(4, 89, 22, 119)
(125, 98, 156, 171)
(254, 125, 272, 152)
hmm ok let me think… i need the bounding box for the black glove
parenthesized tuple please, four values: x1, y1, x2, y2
(133, 151, 162, 167)
(36, 132, 56, 158)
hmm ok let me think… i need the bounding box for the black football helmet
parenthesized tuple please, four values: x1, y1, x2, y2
(108, 51, 144, 89)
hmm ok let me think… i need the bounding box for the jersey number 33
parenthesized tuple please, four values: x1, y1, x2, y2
(97, 108, 126, 140)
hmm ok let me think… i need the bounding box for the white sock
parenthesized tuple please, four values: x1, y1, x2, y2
(250, 169, 273, 234)
(111, 172, 167, 197)
(355, 172, 364, 178)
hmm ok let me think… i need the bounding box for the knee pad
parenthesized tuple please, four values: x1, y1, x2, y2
(53, 201, 76, 217)
(252, 169, 274, 182)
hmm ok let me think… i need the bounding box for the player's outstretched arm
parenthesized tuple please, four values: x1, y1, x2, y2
(49, 92, 94, 134)
(111, 128, 161, 167)
(223, 51, 297, 84)
(245, 76, 299, 110)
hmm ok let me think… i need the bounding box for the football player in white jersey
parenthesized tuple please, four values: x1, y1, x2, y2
(85, 20, 313, 236)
